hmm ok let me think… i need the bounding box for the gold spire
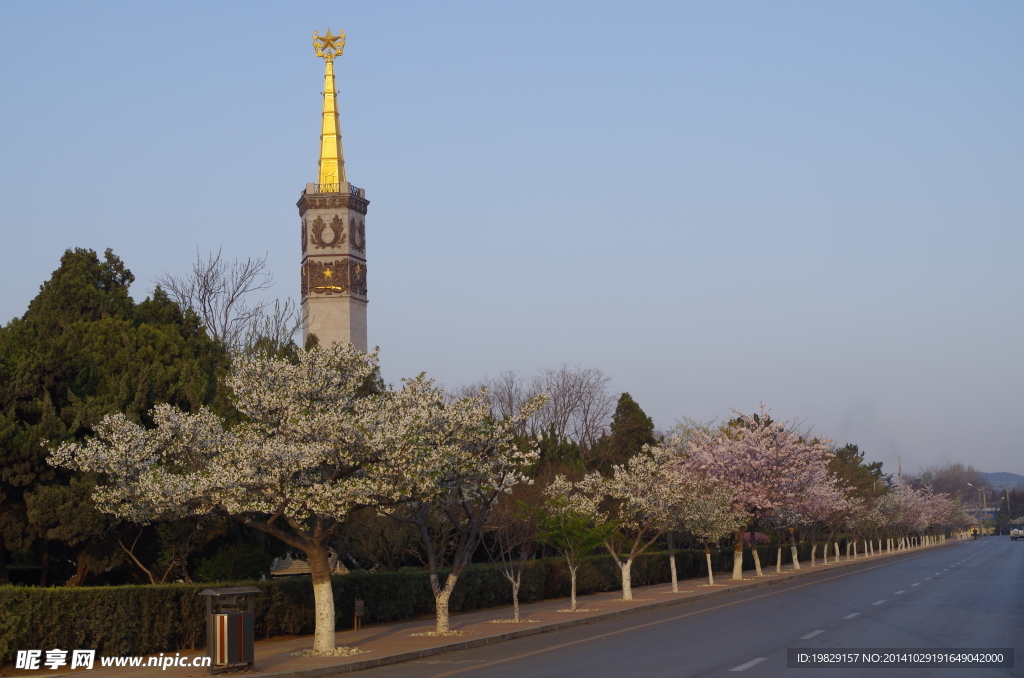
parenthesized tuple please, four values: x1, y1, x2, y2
(313, 29, 347, 188)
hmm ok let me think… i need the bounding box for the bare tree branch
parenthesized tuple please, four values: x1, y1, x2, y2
(156, 248, 301, 354)
(459, 365, 614, 448)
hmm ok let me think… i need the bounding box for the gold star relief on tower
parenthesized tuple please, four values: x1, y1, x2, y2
(324, 268, 333, 278)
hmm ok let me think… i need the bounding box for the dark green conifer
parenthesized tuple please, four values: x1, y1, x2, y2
(587, 393, 658, 474)
(0, 249, 231, 585)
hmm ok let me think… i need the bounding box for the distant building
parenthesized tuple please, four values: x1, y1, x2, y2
(269, 552, 349, 578)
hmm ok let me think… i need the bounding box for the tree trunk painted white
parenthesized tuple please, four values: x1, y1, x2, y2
(307, 545, 337, 654)
(776, 546, 782, 573)
(619, 558, 635, 600)
(823, 543, 828, 565)
(810, 543, 817, 567)
(568, 563, 579, 611)
(790, 545, 800, 570)
(752, 546, 763, 576)
(834, 542, 840, 560)
(511, 578, 521, 622)
(705, 550, 715, 586)
(667, 532, 678, 593)
(431, 572, 459, 634)
(732, 530, 744, 580)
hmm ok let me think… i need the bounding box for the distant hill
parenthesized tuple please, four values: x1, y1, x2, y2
(981, 472, 1024, 489)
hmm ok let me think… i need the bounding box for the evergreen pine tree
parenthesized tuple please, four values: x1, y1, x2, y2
(0, 249, 231, 585)
(587, 393, 658, 474)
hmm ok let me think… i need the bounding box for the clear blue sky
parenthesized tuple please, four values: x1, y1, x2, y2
(1, 1, 1021, 476)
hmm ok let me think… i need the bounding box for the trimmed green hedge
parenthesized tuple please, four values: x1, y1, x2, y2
(0, 543, 814, 663)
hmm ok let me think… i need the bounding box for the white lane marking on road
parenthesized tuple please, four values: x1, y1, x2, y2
(911, 583, 920, 586)
(730, 658, 768, 671)
(894, 590, 905, 595)
(925, 577, 932, 580)
(872, 600, 886, 605)
(800, 630, 826, 639)
(843, 613, 860, 619)
(416, 660, 486, 665)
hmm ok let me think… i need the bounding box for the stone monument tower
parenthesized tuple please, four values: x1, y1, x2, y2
(298, 29, 369, 351)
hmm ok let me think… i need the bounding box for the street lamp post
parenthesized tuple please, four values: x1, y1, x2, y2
(967, 483, 987, 536)
(999, 484, 1010, 535)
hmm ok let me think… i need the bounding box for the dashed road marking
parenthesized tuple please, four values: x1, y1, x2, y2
(730, 658, 768, 671)
(843, 613, 860, 619)
(911, 583, 920, 586)
(925, 577, 932, 580)
(872, 600, 886, 605)
(894, 590, 906, 595)
(800, 630, 826, 639)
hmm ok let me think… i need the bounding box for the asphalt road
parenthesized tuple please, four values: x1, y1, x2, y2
(358, 537, 1022, 678)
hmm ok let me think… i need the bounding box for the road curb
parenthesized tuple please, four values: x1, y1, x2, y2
(257, 542, 957, 677)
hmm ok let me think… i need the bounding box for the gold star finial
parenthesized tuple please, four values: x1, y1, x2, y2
(313, 28, 346, 61)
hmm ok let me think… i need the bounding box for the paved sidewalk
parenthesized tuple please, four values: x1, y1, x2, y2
(34, 540, 958, 678)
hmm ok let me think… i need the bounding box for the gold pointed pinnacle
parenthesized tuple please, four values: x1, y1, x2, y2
(313, 29, 346, 61)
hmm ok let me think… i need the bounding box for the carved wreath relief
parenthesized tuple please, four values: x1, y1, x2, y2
(350, 261, 367, 296)
(351, 218, 366, 251)
(303, 259, 348, 296)
(301, 259, 367, 298)
(310, 215, 346, 248)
